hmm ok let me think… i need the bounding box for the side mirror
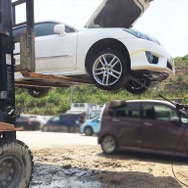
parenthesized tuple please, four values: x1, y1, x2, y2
(54, 24, 66, 36)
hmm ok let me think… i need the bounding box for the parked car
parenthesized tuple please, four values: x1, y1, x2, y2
(80, 116, 100, 136)
(16, 114, 44, 130)
(98, 100, 188, 157)
(41, 113, 81, 132)
(14, 0, 174, 98)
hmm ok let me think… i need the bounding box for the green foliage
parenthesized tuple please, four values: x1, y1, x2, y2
(15, 54, 188, 115)
(15, 88, 70, 115)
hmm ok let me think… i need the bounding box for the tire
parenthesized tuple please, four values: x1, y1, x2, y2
(70, 127, 77, 133)
(32, 122, 41, 131)
(41, 126, 49, 132)
(84, 127, 93, 136)
(28, 87, 50, 98)
(88, 49, 129, 91)
(0, 140, 33, 188)
(101, 135, 117, 154)
(124, 77, 151, 94)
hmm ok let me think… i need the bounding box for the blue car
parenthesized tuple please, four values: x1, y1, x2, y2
(80, 116, 100, 136)
(41, 113, 81, 132)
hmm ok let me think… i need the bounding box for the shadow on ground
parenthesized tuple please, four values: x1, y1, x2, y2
(31, 162, 184, 188)
(98, 150, 188, 165)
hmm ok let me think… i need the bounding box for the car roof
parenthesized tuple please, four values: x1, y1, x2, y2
(84, 0, 152, 28)
(107, 100, 176, 108)
(60, 113, 81, 116)
(13, 21, 60, 30)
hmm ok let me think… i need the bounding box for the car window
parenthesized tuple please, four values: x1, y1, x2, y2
(60, 114, 78, 121)
(51, 115, 60, 122)
(60, 115, 69, 120)
(35, 22, 57, 37)
(17, 116, 29, 120)
(29, 115, 37, 118)
(65, 25, 76, 33)
(13, 22, 76, 39)
(13, 22, 59, 38)
(13, 25, 26, 38)
(142, 104, 176, 121)
(109, 103, 140, 118)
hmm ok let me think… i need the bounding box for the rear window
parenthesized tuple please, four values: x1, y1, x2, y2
(109, 103, 140, 118)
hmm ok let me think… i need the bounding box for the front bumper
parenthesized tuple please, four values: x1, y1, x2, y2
(122, 38, 175, 77)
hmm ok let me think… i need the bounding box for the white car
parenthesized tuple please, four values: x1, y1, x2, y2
(14, 0, 175, 98)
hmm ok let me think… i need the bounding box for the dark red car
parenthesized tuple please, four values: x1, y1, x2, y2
(98, 100, 188, 156)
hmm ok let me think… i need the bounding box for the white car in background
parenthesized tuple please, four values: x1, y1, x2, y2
(16, 114, 46, 130)
(14, 0, 175, 98)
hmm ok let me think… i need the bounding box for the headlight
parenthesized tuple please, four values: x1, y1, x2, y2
(124, 28, 160, 44)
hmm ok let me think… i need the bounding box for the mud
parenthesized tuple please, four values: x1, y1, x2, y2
(30, 145, 188, 188)
(17, 132, 188, 188)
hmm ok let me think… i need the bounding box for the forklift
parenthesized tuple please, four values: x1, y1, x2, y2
(0, 0, 34, 187)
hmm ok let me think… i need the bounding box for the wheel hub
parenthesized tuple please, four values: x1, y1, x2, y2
(0, 156, 22, 188)
(0, 159, 16, 187)
(93, 53, 122, 86)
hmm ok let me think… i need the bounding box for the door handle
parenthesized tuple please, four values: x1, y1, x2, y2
(112, 118, 120, 122)
(144, 122, 153, 126)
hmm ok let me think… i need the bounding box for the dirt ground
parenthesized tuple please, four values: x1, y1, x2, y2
(17, 131, 188, 188)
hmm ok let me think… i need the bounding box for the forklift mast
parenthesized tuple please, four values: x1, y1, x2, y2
(0, 0, 14, 110)
(0, 0, 16, 139)
(0, 0, 34, 139)
(0, 1, 34, 187)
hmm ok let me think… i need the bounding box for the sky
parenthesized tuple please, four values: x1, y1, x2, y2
(16, 0, 188, 58)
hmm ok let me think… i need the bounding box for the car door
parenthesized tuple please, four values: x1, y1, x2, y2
(111, 102, 142, 148)
(59, 114, 71, 127)
(48, 115, 62, 131)
(93, 117, 100, 133)
(175, 111, 188, 154)
(139, 102, 188, 154)
(34, 22, 78, 73)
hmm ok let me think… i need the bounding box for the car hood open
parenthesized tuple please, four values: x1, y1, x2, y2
(85, 0, 153, 28)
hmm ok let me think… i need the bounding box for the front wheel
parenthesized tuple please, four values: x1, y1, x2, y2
(0, 140, 33, 188)
(88, 49, 129, 91)
(41, 126, 49, 132)
(101, 135, 117, 154)
(84, 127, 93, 136)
